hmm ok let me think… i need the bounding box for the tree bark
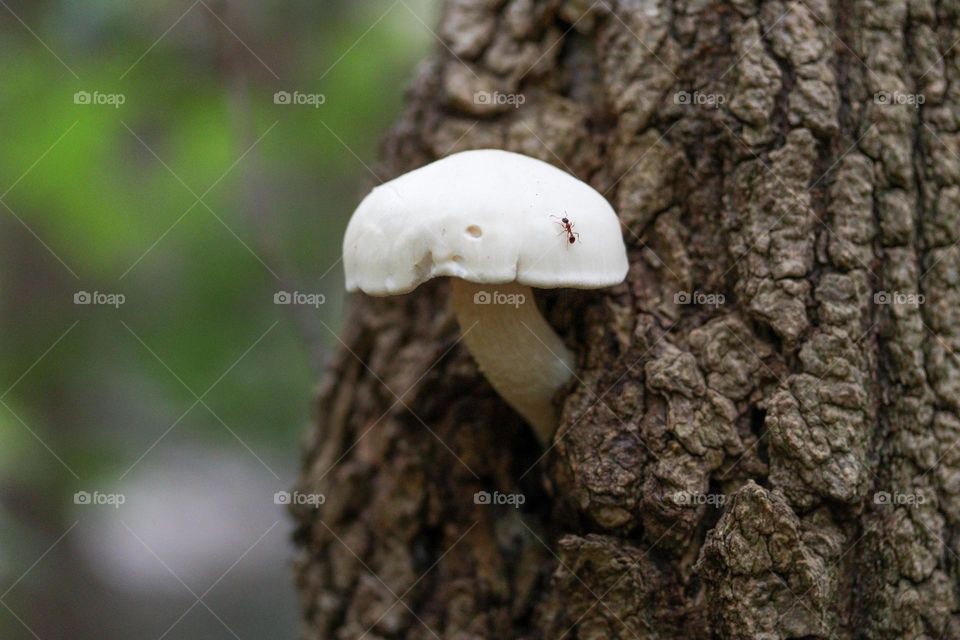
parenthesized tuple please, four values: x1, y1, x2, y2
(293, 0, 960, 637)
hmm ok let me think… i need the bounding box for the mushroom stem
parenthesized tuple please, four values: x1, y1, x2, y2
(450, 279, 575, 445)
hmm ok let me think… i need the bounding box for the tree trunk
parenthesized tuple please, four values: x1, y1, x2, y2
(293, 0, 960, 637)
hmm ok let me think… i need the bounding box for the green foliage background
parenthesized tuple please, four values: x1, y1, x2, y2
(0, 1, 436, 637)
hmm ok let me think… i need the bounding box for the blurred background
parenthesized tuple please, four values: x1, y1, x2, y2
(0, 1, 438, 637)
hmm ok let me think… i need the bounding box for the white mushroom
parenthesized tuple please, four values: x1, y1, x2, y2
(343, 149, 628, 444)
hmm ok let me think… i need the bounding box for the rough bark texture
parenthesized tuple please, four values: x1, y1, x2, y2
(293, 0, 960, 637)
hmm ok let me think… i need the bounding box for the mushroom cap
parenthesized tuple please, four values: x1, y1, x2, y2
(343, 149, 629, 295)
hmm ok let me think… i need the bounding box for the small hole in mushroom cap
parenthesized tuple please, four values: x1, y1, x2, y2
(465, 225, 482, 238)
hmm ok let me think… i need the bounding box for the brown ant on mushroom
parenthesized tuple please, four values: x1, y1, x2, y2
(552, 213, 580, 245)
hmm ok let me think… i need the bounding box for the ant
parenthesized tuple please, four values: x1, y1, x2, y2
(551, 214, 580, 245)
